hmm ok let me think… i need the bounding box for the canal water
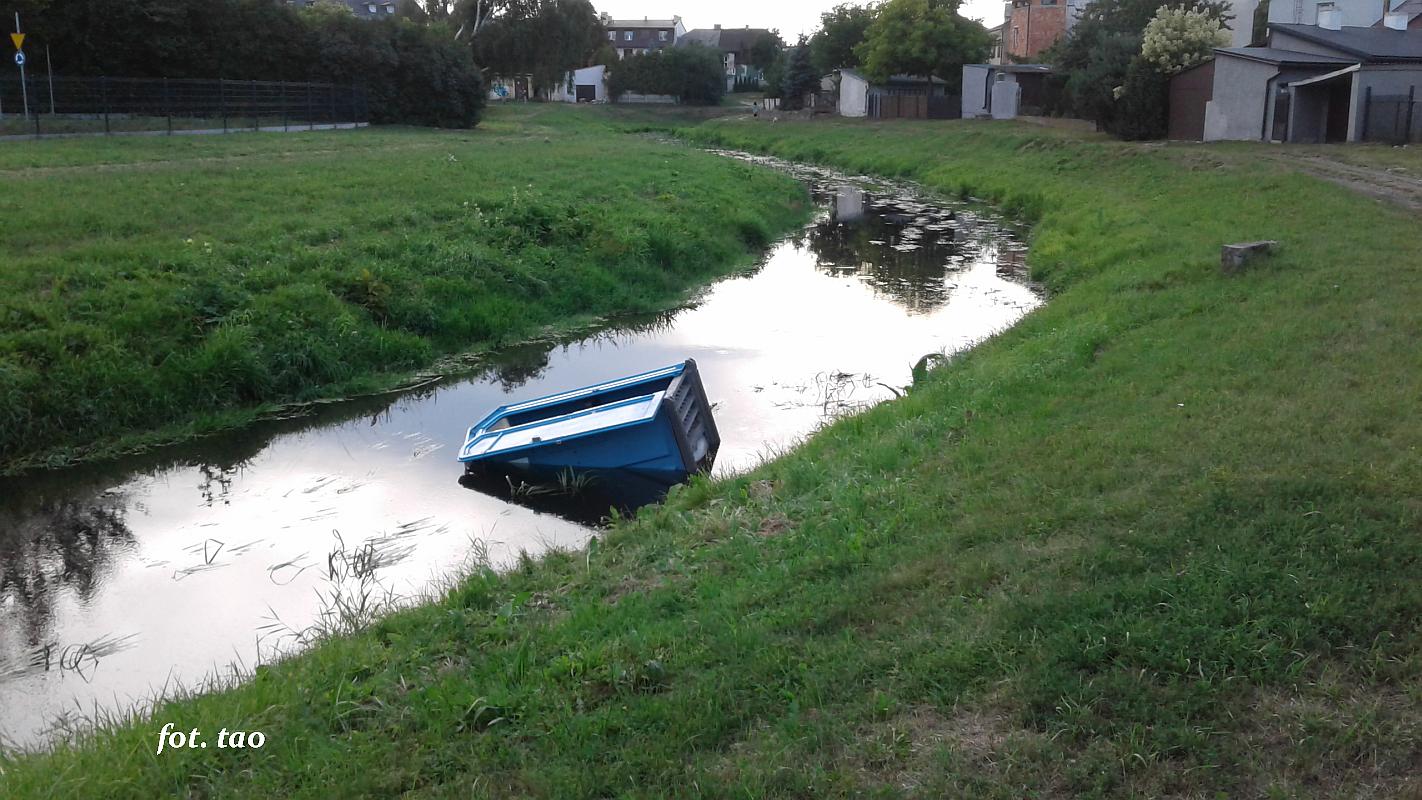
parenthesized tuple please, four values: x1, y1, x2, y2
(0, 152, 1041, 750)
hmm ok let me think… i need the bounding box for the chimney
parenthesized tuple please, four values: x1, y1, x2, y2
(714, 23, 721, 29)
(1383, 10, 1408, 29)
(1317, 2, 1342, 29)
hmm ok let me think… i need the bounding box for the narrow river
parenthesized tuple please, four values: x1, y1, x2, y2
(0, 151, 1042, 750)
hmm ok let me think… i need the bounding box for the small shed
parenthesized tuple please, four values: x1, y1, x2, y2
(551, 65, 608, 103)
(838, 69, 873, 117)
(961, 64, 1052, 119)
(1168, 59, 1215, 140)
(837, 70, 954, 118)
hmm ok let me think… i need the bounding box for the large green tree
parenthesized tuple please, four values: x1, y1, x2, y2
(780, 35, 820, 109)
(607, 43, 724, 105)
(855, 0, 989, 82)
(472, 0, 604, 96)
(809, 3, 878, 74)
(1048, 0, 1230, 137)
(748, 30, 784, 70)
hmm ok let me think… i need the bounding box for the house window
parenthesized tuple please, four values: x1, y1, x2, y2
(624, 31, 634, 41)
(608, 31, 616, 40)
(366, 3, 376, 12)
(1041, 0, 1057, 5)
(384, 4, 393, 11)
(659, 30, 668, 41)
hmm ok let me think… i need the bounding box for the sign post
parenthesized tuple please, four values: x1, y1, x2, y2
(46, 44, 54, 114)
(12, 16, 28, 120)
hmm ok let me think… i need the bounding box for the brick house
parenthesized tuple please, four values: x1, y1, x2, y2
(1003, 0, 1089, 60)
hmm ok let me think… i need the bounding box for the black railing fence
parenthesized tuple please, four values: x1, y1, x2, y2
(1361, 86, 1419, 145)
(0, 76, 368, 137)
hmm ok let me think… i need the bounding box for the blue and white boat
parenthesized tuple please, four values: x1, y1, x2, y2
(458, 359, 720, 493)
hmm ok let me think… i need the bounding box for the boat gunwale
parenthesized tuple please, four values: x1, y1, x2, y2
(458, 389, 670, 463)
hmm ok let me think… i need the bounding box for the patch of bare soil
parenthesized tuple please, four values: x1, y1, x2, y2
(848, 704, 1066, 797)
(1271, 152, 1422, 212)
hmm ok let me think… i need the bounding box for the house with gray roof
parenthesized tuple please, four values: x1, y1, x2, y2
(603, 15, 686, 59)
(1202, 13, 1422, 142)
(678, 25, 779, 91)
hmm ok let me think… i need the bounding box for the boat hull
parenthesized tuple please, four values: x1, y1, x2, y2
(458, 359, 719, 493)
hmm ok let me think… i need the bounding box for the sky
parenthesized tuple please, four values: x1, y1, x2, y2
(594, 0, 1006, 43)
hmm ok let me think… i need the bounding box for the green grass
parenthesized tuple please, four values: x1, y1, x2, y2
(4, 109, 1422, 797)
(0, 109, 809, 472)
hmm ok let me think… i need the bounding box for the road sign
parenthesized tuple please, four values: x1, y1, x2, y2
(10, 32, 22, 50)
(13, 51, 22, 67)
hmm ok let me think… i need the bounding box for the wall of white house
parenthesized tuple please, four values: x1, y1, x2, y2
(1228, 0, 1259, 46)
(1269, 0, 1395, 28)
(1204, 56, 1278, 140)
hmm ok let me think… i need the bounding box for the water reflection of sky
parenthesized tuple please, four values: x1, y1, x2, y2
(0, 155, 1041, 750)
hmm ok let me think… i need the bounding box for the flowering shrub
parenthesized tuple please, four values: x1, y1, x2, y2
(1141, 6, 1230, 75)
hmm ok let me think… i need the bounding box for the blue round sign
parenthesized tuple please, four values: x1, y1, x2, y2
(13, 51, 22, 66)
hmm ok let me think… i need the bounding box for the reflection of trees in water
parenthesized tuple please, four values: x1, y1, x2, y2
(477, 310, 684, 393)
(0, 492, 136, 649)
(197, 463, 242, 507)
(805, 189, 970, 314)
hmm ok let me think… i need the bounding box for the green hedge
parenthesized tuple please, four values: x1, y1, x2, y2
(19, 0, 484, 127)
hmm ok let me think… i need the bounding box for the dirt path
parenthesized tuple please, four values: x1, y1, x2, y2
(1270, 152, 1422, 212)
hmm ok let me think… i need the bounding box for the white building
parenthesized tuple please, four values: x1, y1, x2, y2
(550, 66, 609, 103)
(1227, 0, 1419, 46)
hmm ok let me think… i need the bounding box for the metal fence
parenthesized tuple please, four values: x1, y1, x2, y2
(867, 93, 961, 120)
(0, 76, 368, 138)
(1361, 86, 1418, 145)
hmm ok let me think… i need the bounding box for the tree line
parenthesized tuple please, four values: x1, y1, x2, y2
(4, 0, 486, 126)
(764, 0, 990, 109)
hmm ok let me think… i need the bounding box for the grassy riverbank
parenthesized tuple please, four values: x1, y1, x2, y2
(0, 112, 807, 472)
(4, 109, 1422, 797)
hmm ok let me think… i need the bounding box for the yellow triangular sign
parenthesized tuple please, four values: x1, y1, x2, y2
(10, 33, 22, 51)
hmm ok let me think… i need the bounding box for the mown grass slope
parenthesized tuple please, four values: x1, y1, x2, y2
(0, 112, 807, 471)
(3, 110, 1420, 798)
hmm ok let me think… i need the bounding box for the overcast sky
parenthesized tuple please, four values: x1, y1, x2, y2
(595, 1, 1006, 42)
